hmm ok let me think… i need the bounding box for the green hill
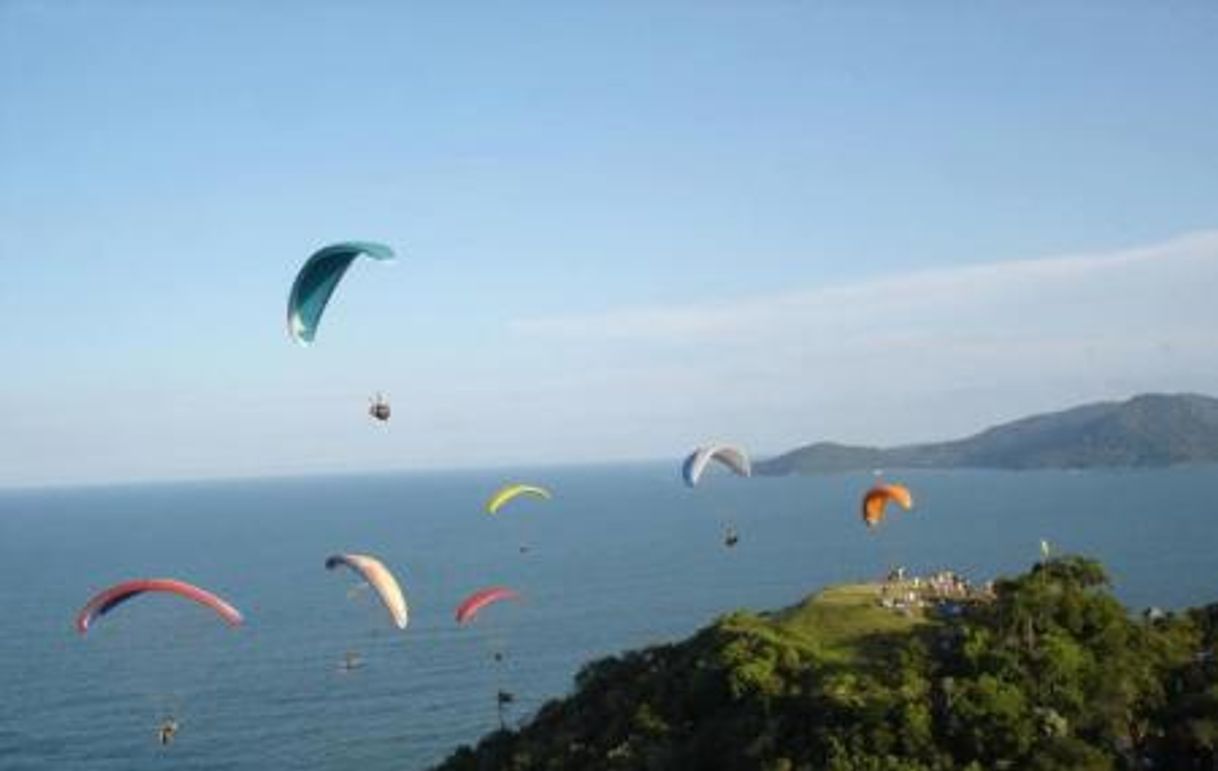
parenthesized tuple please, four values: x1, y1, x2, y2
(433, 557, 1218, 770)
(757, 393, 1218, 475)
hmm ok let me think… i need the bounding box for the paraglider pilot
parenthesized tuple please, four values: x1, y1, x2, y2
(724, 525, 740, 548)
(158, 716, 179, 746)
(369, 393, 391, 422)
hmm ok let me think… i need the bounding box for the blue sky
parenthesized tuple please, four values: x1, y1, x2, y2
(2, 2, 1217, 486)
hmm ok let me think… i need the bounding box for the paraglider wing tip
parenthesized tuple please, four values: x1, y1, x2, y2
(336, 240, 396, 263)
(287, 312, 314, 346)
(324, 555, 343, 570)
(369, 242, 397, 261)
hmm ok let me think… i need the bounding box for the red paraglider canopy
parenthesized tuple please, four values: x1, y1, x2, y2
(76, 578, 244, 635)
(455, 587, 519, 625)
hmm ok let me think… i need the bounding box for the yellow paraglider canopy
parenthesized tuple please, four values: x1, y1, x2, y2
(486, 484, 552, 515)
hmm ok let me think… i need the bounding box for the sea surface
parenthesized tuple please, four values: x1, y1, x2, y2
(1, 464, 1216, 770)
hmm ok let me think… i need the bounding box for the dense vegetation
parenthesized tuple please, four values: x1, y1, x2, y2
(756, 393, 1218, 474)
(434, 557, 1218, 770)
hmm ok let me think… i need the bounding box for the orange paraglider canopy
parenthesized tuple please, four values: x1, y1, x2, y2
(861, 483, 913, 528)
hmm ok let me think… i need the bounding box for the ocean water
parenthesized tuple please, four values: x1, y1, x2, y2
(1, 464, 1216, 770)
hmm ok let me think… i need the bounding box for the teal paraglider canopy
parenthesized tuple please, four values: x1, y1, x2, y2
(287, 242, 395, 345)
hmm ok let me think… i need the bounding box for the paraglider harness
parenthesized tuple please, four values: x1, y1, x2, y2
(369, 393, 391, 422)
(724, 525, 739, 548)
(158, 717, 178, 746)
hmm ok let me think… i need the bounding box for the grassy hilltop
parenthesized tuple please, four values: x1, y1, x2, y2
(434, 557, 1218, 770)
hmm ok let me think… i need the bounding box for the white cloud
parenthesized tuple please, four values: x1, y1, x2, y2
(516, 231, 1218, 344)
(510, 230, 1218, 453)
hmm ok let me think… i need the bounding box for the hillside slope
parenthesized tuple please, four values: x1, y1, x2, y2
(758, 393, 1218, 475)
(433, 557, 1218, 770)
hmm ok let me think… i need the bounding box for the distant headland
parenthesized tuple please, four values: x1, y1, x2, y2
(756, 393, 1218, 475)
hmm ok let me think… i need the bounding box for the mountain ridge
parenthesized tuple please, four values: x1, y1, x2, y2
(756, 393, 1218, 475)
